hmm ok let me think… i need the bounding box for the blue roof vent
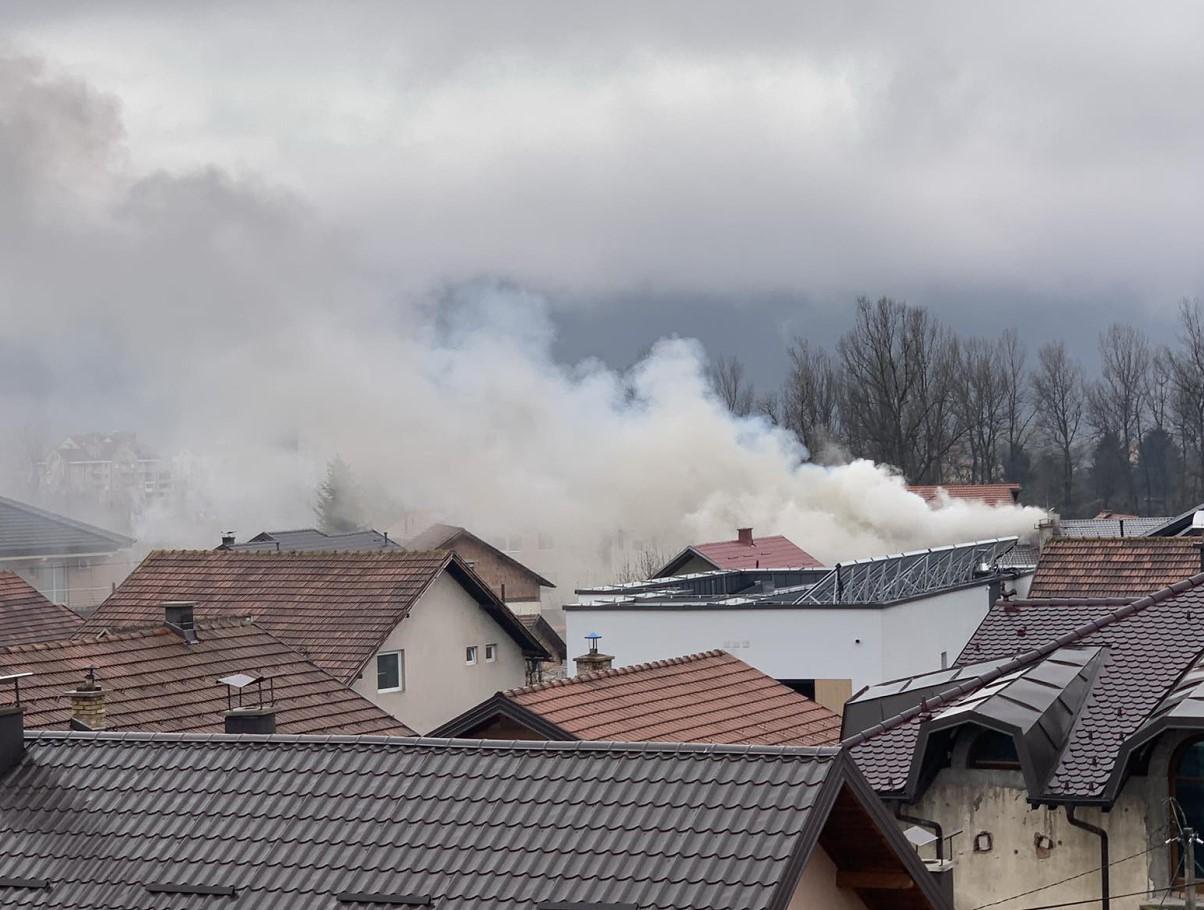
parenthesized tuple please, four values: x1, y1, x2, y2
(585, 632, 602, 654)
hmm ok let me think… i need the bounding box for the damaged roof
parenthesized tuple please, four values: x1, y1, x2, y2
(0, 733, 950, 910)
(434, 650, 841, 746)
(0, 572, 83, 646)
(82, 549, 548, 683)
(1028, 536, 1200, 599)
(844, 574, 1204, 804)
(0, 619, 410, 735)
(0, 495, 134, 560)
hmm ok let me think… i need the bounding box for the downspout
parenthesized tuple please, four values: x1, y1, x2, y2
(895, 806, 944, 861)
(1065, 806, 1109, 909)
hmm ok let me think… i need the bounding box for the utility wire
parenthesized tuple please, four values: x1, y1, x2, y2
(967, 841, 1164, 910)
(1016, 885, 1174, 909)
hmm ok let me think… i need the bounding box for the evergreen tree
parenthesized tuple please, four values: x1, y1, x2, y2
(314, 456, 364, 534)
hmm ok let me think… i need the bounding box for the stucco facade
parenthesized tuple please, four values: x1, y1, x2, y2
(899, 726, 1194, 910)
(351, 572, 529, 734)
(10, 552, 136, 611)
(788, 846, 870, 910)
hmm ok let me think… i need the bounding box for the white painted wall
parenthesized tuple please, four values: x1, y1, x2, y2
(566, 583, 994, 692)
(352, 572, 528, 734)
(788, 846, 869, 910)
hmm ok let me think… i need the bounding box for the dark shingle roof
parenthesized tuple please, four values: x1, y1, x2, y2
(0, 572, 83, 646)
(517, 614, 566, 660)
(0, 733, 951, 910)
(0, 495, 133, 559)
(232, 528, 399, 552)
(435, 650, 841, 746)
(0, 619, 410, 735)
(846, 575, 1204, 802)
(1028, 537, 1200, 599)
(82, 549, 548, 682)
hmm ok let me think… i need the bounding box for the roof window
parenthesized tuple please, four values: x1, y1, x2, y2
(967, 728, 1021, 770)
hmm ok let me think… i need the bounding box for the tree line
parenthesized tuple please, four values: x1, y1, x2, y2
(707, 296, 1204, 518)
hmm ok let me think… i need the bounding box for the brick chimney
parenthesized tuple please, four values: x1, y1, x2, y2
(67, 665, 105, 731)
(164, 601, 197, 644)
(737, 527, 754, 546)
(574, 633, 614, 675)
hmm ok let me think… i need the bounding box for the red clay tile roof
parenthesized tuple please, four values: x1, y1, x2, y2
(1028, 537, 1200, 599)
(657, 535, 823, 576)
(907, 483, 1022, 507)
(500, 651, 841, 746)
(0, 571, 84, 646)
(0, 619, 411, 735)
(81, 549, 547, 683)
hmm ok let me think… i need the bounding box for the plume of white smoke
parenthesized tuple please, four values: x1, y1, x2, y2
(0, 54, 1044, 591)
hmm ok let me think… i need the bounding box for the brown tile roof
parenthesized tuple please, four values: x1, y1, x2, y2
(405, 523, 556, 587)
(0, 619, 411, 735)
(1028, 537, 1200, 599)
(81, 549, 548, 683)
(655, 534, 824, 576)
(454, 650, 841, 745)
(0, 571, 84, 646)
(907, 483, 1022, 507)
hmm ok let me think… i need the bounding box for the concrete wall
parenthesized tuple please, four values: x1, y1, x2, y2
(566, 584, 992, 692)
(352, 572, 528, 734)
(900, 726, 1182, 910)
(787, 846, 869, 910)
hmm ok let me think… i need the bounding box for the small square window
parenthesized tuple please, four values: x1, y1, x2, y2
(466, 646, 478, 665)
(485, 643, 498, 662)
(377, 651, 404, 692)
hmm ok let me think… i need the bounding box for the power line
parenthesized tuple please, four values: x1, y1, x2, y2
(968, 841, 1164, 910)
(1016, 885, 1173, 909)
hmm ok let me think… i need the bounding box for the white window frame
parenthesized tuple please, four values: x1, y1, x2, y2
(376, 650, 404, 693)
(465, 646, 478, 666)
(485, 643, 498, 663)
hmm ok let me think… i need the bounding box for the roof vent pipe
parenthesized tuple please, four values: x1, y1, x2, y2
(737, 527, 754, 546)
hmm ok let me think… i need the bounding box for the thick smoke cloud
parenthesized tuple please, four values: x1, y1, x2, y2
(0, 53, 1043, 590)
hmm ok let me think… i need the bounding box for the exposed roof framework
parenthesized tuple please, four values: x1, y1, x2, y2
(793, 538, 1018, 605)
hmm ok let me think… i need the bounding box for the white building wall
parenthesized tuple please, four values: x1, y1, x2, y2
(352, 572, 528, 734)
(566, 582, 994, 692)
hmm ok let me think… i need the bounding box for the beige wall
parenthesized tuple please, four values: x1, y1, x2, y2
(903, 726, 1168, 910)
(10, 552, 136, 612)
(351, 572, 528, 734)
(788, 845, 870, 910)
(814, 678, 853, 714)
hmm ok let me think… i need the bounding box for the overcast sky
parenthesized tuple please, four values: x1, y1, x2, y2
(5, 1, 1204, 387)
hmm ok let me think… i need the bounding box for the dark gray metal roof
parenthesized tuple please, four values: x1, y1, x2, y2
(790, 538, 1017, 605)
(1058, 517, 1172, 538)
(0, 495, 134, 560)
(232, 528, 399, 552)
(0, 733, 950, 910)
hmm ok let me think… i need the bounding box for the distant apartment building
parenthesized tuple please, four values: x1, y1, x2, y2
(37, 432, 172, 530)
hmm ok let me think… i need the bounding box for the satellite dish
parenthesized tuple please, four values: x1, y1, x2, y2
(1192, 510, 1204, 531)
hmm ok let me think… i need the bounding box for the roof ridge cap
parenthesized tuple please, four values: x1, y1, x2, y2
(843, 570, 1204, 750)
(503, 649, 730, 696)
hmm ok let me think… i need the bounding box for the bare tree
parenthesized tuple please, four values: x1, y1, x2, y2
(1172, 299, 1204, 502)
(956, 337, 1008, 483)
(781, 340, 845, 459)
(707, 355, 756, 417)
(1000, 329, 1035, 482)
(838, 297, 964, 482)
(1031, 341, 1085, 512)
(1086, 324, 1150, 511)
